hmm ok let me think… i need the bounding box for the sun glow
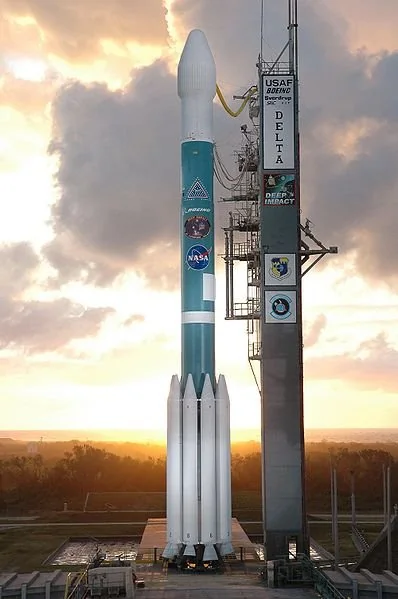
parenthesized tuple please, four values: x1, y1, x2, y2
(6, 57, 49, 82)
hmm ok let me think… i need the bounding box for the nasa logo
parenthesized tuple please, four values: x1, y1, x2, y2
(270, 256, 291, 280)
(269, 294, 292, 320)
(184, 216, 211, 239)
(186, 244, 211, 271)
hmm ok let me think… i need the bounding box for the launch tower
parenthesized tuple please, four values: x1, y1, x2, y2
(221, 0, 337, 560)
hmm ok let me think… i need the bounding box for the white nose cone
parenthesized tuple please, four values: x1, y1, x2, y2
(178, 29, 216, 100)
(177, 29, 216, 142)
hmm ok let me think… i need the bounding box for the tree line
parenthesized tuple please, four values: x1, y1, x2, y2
(0, 443, 397, 512)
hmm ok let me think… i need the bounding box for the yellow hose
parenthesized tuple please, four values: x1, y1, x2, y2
(216, 84, 257, 117)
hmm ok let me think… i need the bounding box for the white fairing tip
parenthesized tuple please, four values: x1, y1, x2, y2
(201, 373, 214, 400)
(183, 373, 197, 399)
(177, 30, 216, 100)
(216, 374, 229, 399)
(168, 374, 180, 399)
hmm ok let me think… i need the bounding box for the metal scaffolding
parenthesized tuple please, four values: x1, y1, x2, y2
(220, 121, 262, 387)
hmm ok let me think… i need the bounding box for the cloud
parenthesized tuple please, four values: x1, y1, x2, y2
(0, 297, 113, 352)
(42, 0, 398, 294)
(1, 0, 168, 62)
(124, 314, 145, 326)
(330, 0, 398, 52)
(304, 314, 327, 348)
(0, 242, 39, 298)
(0, 242, 113, 352)
(0, 9, 43, 55)
(306, 333, 398, 393)
(46, 61, 181, 288)
(303, 120, 398, 287)
(171, 0, 398, 290)
(0, 71, 57, 112)
(45, 57, 235, 289)
(0, 333, 177, 384)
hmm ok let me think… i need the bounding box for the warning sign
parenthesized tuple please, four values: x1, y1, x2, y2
(187, 178, 209, 200)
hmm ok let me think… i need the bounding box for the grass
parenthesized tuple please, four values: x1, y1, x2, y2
(35, 511, 162, 523)
(308, 522, 383, 558)
(85, 492, 166, 512)
(0, 524, 143, 572)
(0, 515, 386, 572)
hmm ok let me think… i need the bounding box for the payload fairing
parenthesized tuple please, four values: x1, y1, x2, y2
(163, 30, 233, 563)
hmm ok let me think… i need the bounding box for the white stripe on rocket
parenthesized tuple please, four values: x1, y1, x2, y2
(182, 311, 215, 324)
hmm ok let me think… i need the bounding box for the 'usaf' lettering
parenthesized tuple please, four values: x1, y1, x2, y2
(265, 78, 293, 90)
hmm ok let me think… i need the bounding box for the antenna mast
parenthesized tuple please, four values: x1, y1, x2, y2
(260, 0, 265, 63)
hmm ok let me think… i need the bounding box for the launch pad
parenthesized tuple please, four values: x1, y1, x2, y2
(140, 518, 257, 565)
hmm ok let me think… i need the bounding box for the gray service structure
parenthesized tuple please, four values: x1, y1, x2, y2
(259, 61, 308, 558)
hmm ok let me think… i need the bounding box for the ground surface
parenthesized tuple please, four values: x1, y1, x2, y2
(134, 563, 319, 599)
(0, 524, 140, 571)
(0, 512, 385, 572)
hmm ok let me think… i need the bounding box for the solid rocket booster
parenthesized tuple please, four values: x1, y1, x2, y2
(163, 29, 233, 562)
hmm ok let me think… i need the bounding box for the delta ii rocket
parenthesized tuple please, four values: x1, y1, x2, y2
(162, 30, 233, 563)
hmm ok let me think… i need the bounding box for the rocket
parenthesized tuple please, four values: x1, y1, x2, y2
(162, 30, 234, 563)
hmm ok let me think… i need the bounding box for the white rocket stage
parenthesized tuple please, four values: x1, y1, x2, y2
(138, 518, 258, 561)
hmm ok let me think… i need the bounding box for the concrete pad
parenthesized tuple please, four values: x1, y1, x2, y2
(133, 563, 319, 598)
(138, 518, 258, 560)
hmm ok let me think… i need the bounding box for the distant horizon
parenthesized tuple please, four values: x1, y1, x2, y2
(1, 427, 398, 444)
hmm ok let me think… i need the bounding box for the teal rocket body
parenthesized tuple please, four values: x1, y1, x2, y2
(181, 140, 215, 395)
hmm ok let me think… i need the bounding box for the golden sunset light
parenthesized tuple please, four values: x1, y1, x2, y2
(0, 0, 397, 441)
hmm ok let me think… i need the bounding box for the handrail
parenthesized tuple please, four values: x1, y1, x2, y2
(299, 554, 346, 599)
(63, 572, 72, 599)
(64, 569, 88, 599)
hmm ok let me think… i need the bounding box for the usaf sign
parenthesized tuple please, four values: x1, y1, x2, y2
(264, 253, 296, 286)
(262, 75, 295, 170)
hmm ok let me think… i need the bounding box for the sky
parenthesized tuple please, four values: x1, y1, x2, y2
(0, 0, 398, 439)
